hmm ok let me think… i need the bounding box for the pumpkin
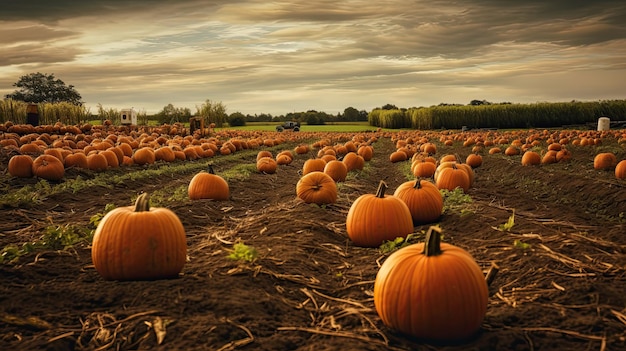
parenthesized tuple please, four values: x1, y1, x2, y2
(302, 158, 327, 175)
(504, 146, 520, 156)
(439, 154, 457, 163)
(465, 153, 482, 168)
(155, 146, 176, 162)
(256, 150, 273, 161)
(256, 156, 277, 174)
(277, 150, 294, 160)
(276, 154, 293, 165)
(91, 193, 187, 280)
(393, 179, 443, 224)
(8, 155, 34, 178)
(389, 150, 408, 163)
(615, 160, 626, 180)
(521, 151, 541, 166)
(87, 152, 108, 172)
(346, 180, 414, 247)
(296, 171, 337, 205)
(100, 149, 120, 168)
(343, 152, 365, 172)
(294, 144, 309, 155)
(323, 160, 348, 182)
(32, 154, 65, 181)
(188, 164, 230, 200)
(357, 145, 373, 161)
(541, 150, 558, 164)
(133, 147, 156, 165)
(374, 226, 488, 341)
(435, 164, 470, 193)
(411, 160, 436, 178)
(64, 152, 89, 169)
(43, 148, 65, 163)
(594, 152, 617, 170)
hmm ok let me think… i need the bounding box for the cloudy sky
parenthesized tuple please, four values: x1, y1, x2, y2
(1, 1, 625, 116)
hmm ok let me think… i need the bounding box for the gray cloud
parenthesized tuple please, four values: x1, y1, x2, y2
(1, 0, 625, 114)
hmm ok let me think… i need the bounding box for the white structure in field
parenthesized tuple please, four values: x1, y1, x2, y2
(597, 117, 610, 131)
(120, 108, 137, 125)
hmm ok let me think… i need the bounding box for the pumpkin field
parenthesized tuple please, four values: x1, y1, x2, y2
(0, 123, 625, 351)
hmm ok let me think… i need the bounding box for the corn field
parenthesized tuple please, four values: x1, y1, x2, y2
(369, 100, 626, 129)
(0, 99, 150, 126)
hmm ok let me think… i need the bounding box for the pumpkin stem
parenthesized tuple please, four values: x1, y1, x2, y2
(134, 193, 151, 212)
(375, 180, 388, 198)
(412, 178, 423, 189)
(423, 226, 443, 256)
(207, 163, 215, 174)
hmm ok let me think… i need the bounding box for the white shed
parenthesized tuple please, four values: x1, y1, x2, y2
(120, 108, 137, 125)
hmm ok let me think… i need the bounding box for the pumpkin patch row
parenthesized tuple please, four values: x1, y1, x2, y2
(386, 128, 626, 180)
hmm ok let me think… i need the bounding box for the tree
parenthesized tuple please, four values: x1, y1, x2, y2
(470, 99, 492, 106)
(5, 72, 82, 105)
(228, 112, 246, 127)
(156, 103, 191, 124)
(380, 104, 398, 110)
(196, 99, 227, 127)
(343, 107, 360, 122)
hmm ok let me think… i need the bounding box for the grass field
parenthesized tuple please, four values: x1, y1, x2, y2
(219, 121, 378, 132)
(86, 120, 380, 132)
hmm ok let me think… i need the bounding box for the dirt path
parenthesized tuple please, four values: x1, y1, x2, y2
(1, 133, 625, 350)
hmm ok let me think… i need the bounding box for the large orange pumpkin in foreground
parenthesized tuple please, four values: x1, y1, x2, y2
(188, 164, 230, 200)
(346, 180, 414, 247)
(374, 226, 488, 341)
(91, 193, 187, 280)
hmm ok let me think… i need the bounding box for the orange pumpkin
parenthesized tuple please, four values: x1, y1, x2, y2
(411, 160, 436, 178)
(87, 152, 108, 172)
(32, 154, 65, 181)
(276, 154, 293, 165)
(435, 164, 470, 193)
(389, 150, 408, 163)
(465, 153, 483, 168)
(256, 156, 277, 174)
(64, 152, 89, 169)
(256, 150, 273, 161)
(594, 152, 617, 170)
(8, 155, 34, 178)
(296, 171, 337, 205)
(188, 165, 230, 200)
(346, 180, 414, 247)
(343, 152, 365, 172)
(302, 158, 326, 175)
(374, 226, 488, 340)
(155, 146, 176, 162)
(393, 179, 443, 224)
(615, 160, 626, 180)
(133, 147, 156, 165)
(541, 150, 558, 164)
(357, 145, 374, 161)
(100, 149, 120, 168)
(521, 151, 541, 166)
(91, 193, 187, 280)
(323, 160, 348, 182)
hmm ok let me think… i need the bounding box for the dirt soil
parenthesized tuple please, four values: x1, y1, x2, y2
(1, 132, 625, 351)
